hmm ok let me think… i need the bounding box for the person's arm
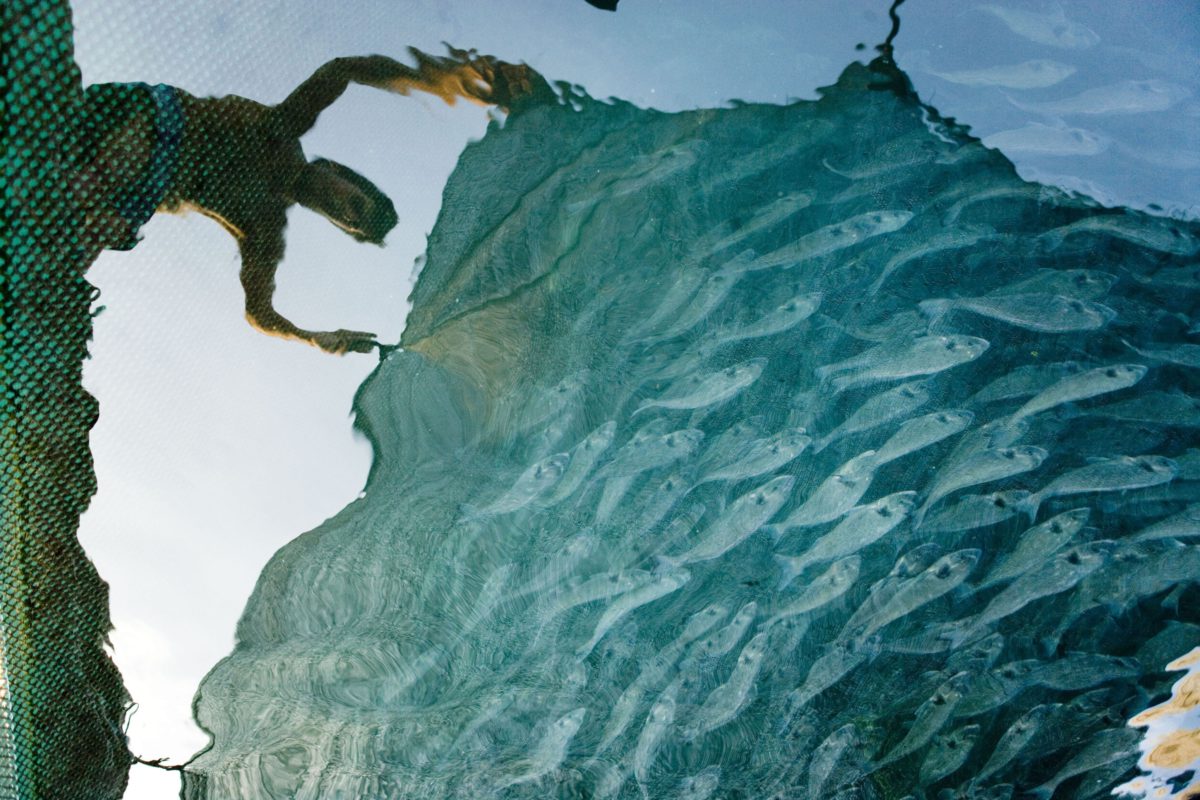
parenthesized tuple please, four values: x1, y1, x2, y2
(273, 48, 548, 138)
(239, 212, 376, 354)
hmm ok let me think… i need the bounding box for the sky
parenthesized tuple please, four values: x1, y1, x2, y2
(67, 1, 1197, 797)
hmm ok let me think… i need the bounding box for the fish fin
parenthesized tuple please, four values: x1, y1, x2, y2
(630, 402, 654, 418)
(655, 554, 682, 573)
(821, 158, 853, 179)
(829, 374, 856, 394)
(774, 554, 805, 591)
(1016, 492, 1042, 522)
(917, 298, 952, 325)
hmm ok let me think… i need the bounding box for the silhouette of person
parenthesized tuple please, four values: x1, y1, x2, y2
(72, 48, 547, 354)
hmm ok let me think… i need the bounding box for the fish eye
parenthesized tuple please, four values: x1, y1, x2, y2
(993, 497, 1007, 508)
(936, 564, 952, 579)
(878, 506, 893, 518)
(1105, 368, 1118, 378)
(1050, 522, 1063, 533)
(945, 341, 958, 351)
(1067, 551, 1082, 565)
(1139, 460, 1157, 472)
(1002, 450, 1016, 460)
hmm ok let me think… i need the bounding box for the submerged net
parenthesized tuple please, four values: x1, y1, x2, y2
(184, 56, 1200, 799)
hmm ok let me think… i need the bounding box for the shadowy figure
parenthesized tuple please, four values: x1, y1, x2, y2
(73, 47, 549, 354)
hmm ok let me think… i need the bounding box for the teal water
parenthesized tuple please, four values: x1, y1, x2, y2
(182, 51, 1200, 799)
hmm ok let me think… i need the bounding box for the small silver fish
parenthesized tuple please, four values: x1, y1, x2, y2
(856, 549, 979, 638)
(872, 409, 974, 467)
(766, 556, 860, 625)
(919, 293, 1116, 333)
(1028, 727, 1141, 800)
(978, 4, 1100, 49)
(1012, 79, 1191, 116)
(1131, 503, 1200, 542)
(814, 381, 931, 452)
(1125, 339, 1200, 369)
(661, 475, 794, 567)
(867, 224, 997, 296)
(986, 121, 1109, 157)
(773, 450, 881, 530)
(1086, 390, 1200, 427)
(821, 335, 989, 394)
(699, 426, 810, 484)
(987, 268, 1116, 300)
(685, 631, 769, 738)
(1021, 455, 1178, 519)
(918, 445, 1048, 523)
(1028, 652, 1140, 691)
(497, 707, 587, 788)
(966, 542, 1109, 633)
(807, 724, 860, 798)
(512, 530, 598, 599)
(1041, 214, 1200, 256)
(1009, 363, 1147, 423)
(697, 417, 765, 473)
(919, 723, 980, 785)
(600, 427, 705, 480)
(968, 361, 1084, 405)
(978, 508, 1090, 588)
(875, 671, 973, 767)
(977, 703, 1058, 782)
(713, 291, 822, 344)
(475, 452, 570, 516)
(919, 490, 1030, 534)
(839, 544, 945, 637)
(634, 359, 765, 416)
(576, 570, 690, 659)
(676, 766, 722, 800)
(627, 472, 694, 539)
(775, 491, 915, 583)
(709, 191, 814, 254)
(642, 270, 742, 343)
(545, 570, 653, 618)
(739, 210, 914, 271)
(594, 604, 725, 757)
(632, 680, 680, 798)
(687, 601, 757, 661)
(785, 634, 882, 712)
(927, 58, 1076, 89)
(544, 421, 618, 505)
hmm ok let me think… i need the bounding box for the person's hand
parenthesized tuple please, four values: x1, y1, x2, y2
(309, 329, 378, 355)
(443, 46, 553, 111)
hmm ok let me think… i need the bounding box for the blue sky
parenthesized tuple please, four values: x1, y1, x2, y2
(68, 2, 1196, 797)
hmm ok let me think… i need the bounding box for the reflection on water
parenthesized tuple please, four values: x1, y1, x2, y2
(181, 38, 1200, 799)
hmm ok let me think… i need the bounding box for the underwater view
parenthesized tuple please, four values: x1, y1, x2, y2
(2, 1, 1198, 799)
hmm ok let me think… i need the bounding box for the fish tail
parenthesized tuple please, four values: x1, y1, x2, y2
(655, 554, 681, 573)
(774, 554, 806, 591)
(763, 523, 786, 545)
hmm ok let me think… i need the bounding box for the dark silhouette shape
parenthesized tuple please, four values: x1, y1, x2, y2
(73, 47, 548, 354)
(586, 0, 619, 10)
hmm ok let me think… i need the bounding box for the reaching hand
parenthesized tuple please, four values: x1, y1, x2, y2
(442, 46, 552, 111)
(309, 329, 378, 355)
